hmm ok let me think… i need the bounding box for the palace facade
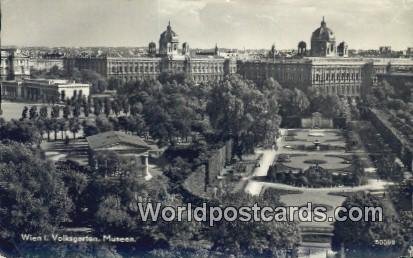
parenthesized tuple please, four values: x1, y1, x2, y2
(0, 48, 31, 81)
(1, 78, 90, 103)
(238, 18, 413, 98)
(64, 22, 237, 84)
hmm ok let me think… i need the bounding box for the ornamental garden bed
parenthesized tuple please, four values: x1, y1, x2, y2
(266, 162, 366, 188)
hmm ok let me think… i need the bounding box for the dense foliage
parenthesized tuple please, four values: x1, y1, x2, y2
(0, 143, 72, 241)
(332, 192, 407, 258)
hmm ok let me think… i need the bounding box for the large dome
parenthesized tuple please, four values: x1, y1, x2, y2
(311, 17, 335, 42)
(160, 22, 179, 43)
(159, 21, 180, 56)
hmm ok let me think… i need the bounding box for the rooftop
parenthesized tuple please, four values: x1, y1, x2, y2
(22, 78, 90, 86)
(86, 131, 151, 151)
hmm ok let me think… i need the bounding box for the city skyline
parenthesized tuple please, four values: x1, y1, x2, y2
(1, 0, 413, 50)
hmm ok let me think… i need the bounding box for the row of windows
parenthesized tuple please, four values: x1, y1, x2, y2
(192, 66, 223, 73)
(314, 72, 360, 82)
(317, 85, 360, 95)
(244, 70, 310, 82)
(110, 65, 160, 74)
(193, 74, 223, 82)
(0, 59, 29, 65)
(108, 65, 227, 75)
(110, 75, 158, 82)
(111, 74, 224, 83)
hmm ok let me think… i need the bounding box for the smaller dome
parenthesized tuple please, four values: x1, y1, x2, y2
(160, 21, 179, 43)
(298, 41, 307, 49)
(338, 41, 348, 48)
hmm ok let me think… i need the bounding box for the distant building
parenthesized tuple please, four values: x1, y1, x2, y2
(238, 57, 371, 98)
(64, 22, 237, 84)
(310, 17, 337, 57)
(86, 131, 159, 180)
(238, 17, 413, 98)
(1, 78, 90, 102)
(406, 47, 413, 58)
(159, 21, 180, 57)
(30, 58, 64, 71)
(297, 41, 307, 56)
(0, 48, 30, 81)
(337, 42, 348, 57)
(379, 46, 392, 56)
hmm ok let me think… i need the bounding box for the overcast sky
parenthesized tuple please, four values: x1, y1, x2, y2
(1, 0, 412, 50)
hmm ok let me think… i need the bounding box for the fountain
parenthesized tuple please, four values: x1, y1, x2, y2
(314, 139, 321, 151)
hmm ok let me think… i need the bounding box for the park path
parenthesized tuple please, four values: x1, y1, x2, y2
(231, 129, 285, 193)
(242, 128, 394, 256)
(245, 178, 393, 196)
(251, 129, 286, 178)
(244, 128, 392, 196)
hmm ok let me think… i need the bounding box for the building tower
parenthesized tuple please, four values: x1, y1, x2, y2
(214, 43, 219, 56)
(148, 42, 156, 56)
(298, 41, 307, 56)
(182, 42, 189, 55)
(310, 17, 337, 57)
(269, 44, 277, 59)
(158, 21, 180, 57)
(337, 41, 348, 57)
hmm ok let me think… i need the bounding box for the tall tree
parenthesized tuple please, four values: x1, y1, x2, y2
(207, 75, 281, 155)
(63, 105, 71, 119)
(104, 98, 111, 117)
(29, 106, 38, 120)
(332, 192, 406, 257)
(69, 118, 81, 139)
(94, 99, 102, 116)
(39, 106, 48, 119)
(0, 143, 72, 241)
(73, 103, 81, 118)
(51, 105, 60, 119)
(21, 106, 28, 120)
